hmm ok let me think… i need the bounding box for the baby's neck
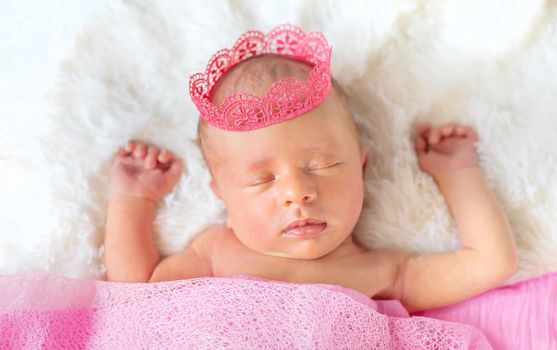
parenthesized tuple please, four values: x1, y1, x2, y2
(322, 235, 367, 259)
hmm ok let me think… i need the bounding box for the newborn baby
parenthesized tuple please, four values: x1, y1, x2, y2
(104, 25, 518, 313)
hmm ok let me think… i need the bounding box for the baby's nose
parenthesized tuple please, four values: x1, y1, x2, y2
(278, 171, 317, 206)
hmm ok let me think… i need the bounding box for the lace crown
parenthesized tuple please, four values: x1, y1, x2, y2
(188, 23, 332, 131)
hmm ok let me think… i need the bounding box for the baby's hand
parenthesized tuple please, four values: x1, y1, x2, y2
(109, 141, 184, 202)
(414, 123, 479, 183)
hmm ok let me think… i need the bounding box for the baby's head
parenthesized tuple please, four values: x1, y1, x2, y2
(194, 54, 368, 260)
(190, 25, 368, 260)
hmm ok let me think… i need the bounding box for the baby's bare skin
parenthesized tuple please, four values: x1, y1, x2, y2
(104, 143, 184, 282)
(105, 122, 518, 313)
(209, 223, 393, 298)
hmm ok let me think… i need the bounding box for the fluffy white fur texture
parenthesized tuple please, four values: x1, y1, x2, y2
(1, 0, 556, 284)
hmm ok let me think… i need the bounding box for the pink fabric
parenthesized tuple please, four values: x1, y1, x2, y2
(189, 23, 332, 131)
(0, 271, 491, 349)
(410, 271, 557, 349)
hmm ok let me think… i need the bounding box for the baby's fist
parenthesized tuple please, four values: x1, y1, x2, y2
(414, 123, 479, 182)
(109, 141, 184, 202)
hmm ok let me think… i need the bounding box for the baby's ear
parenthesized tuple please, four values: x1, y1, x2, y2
(210, 180, 222, 199)
(360, 147, 368, 175)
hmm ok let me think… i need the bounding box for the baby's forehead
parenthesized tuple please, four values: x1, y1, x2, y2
(225, 136, 341, 167)
(209, 55, 313, 105)
(213, 120, 346, 156)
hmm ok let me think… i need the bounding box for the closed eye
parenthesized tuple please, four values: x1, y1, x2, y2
(247, 162, 341, 186)
(308, 162, 339, 171)
(249, 177, 275, 186)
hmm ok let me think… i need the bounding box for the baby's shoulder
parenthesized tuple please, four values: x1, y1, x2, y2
(359, 248, 416, 300)
(148, 224, 223, 282)
(191, 223, 226, 257)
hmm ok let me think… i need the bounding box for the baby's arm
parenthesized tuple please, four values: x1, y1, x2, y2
(390, 124, 518, 313)
(105, 195, 159, 282)
(104, 141, 186, 282)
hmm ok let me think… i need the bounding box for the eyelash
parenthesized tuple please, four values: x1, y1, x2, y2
(250, 178, 274, 186)
(249, 163, 339, 186)
(308, 162, 338, 170)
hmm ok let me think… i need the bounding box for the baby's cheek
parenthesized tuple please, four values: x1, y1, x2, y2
(325, 175, 364, 215)
(238, 197, 275, 233)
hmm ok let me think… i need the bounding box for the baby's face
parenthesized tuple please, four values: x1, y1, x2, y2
(207, 91, 367, 260)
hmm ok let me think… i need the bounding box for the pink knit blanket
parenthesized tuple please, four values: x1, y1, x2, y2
(411, 271, 557, 349)
(0, 272, 491, 349)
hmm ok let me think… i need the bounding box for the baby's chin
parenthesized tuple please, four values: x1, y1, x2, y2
(260, 242, 339, 260)
(261, 250, 326, 260)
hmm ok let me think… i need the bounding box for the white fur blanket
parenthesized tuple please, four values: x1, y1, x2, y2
(1, 0, 556, 284)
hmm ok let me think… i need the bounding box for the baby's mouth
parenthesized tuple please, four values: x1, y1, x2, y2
(282, 219, 327, 238)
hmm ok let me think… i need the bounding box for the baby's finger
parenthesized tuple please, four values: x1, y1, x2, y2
(415, 134, 428, 155)
(158, 149, 173, 163)
(455, 125, 468, 136)
(440, 124, 457, 137)
(464, 127, 479, 142)
(145, 146, 160, 169)
(133, 143, 147, 159)
(125, 141, 135, 153)
(428, 127, 443, 144)
(166, 158, 184, 176)
(415, 123, 430, 135)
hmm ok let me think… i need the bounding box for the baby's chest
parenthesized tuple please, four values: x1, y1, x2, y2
(210, 233, 392, 299)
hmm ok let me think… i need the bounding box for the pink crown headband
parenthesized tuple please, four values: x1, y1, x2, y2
(188, 23, 332, 131)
